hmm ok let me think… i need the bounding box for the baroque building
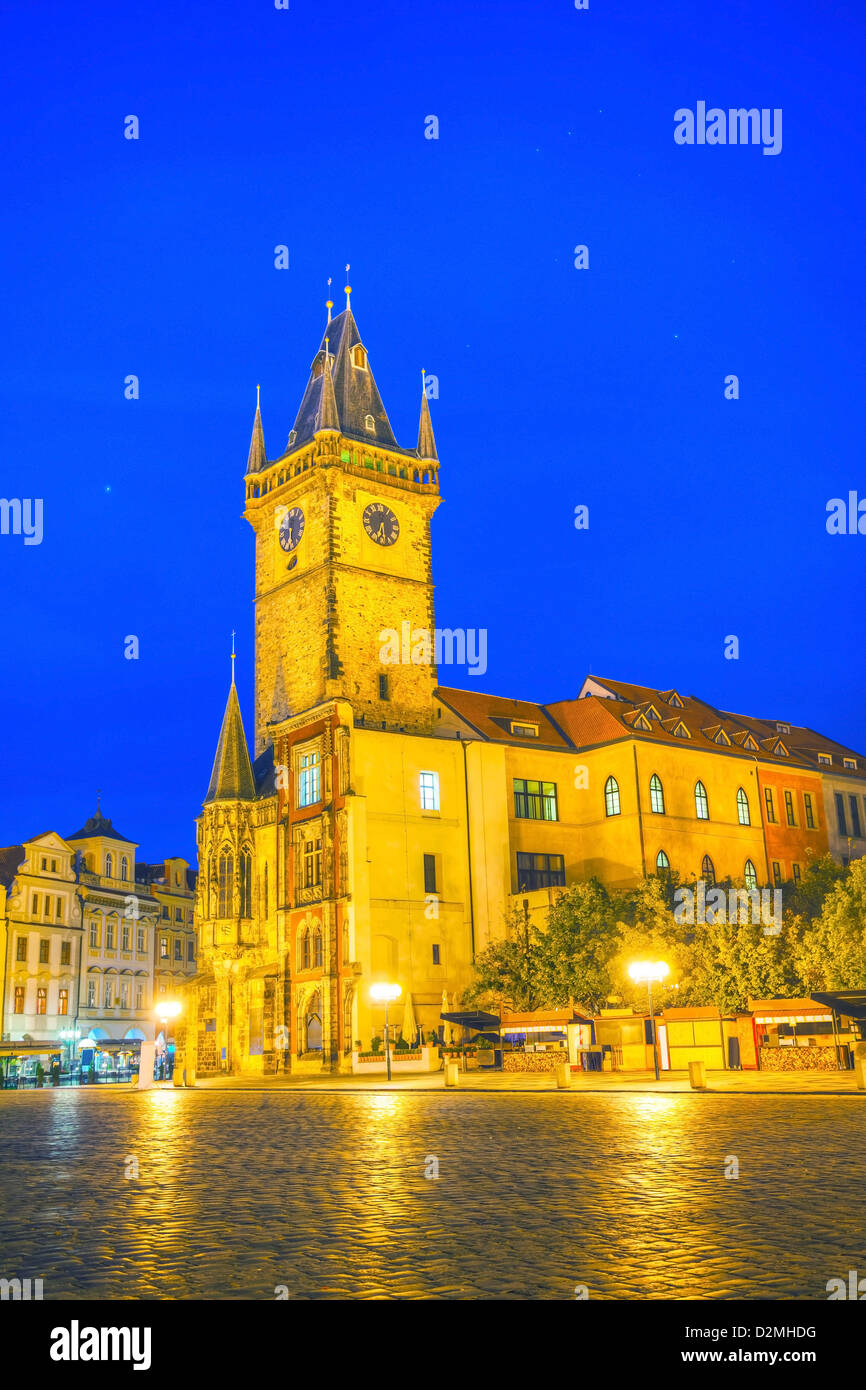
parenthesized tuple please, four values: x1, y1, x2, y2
(185, 287, 866, 1078)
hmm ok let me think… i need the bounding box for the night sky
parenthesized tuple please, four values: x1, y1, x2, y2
(1, 0, 863, 863)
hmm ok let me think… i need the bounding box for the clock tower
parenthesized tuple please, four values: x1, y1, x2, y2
(244, 287, 441, 754)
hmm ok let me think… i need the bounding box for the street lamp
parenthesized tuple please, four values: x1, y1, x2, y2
(59, 1028, 81, 1081)
(628, 960, 670, 1080)
(370, 982, 401, 1081)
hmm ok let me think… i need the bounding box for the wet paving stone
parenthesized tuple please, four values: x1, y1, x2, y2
(0, 1089, 863, 1300)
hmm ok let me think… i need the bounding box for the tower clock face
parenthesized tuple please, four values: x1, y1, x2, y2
(363, 502, 400, 547)
(278, 506, 305, 552)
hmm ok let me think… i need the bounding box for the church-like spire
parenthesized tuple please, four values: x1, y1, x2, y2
(317, 337, 339, 431)
(417, 371, 438, 461)
(205, 659, 256, 804)
(246, 385, 267, 473)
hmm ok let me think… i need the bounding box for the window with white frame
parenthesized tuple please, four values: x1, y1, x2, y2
(420, 771, 440, 811)
(297, 748, 322, 807)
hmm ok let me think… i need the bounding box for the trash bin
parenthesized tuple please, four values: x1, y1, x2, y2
(688, 1060, 707, 1090)
(444, 1061, 459, 1087)
(555, 1061, 571, 1089)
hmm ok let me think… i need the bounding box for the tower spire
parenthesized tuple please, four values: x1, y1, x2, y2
(318, 335, 340, 431)
(246, 386, 267, 473)
(417, 369, 438, 461)
(205, 670, 255, 804)
(231, 630, 236, 684)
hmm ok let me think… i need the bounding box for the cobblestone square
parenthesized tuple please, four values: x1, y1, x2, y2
(1, 1088, 863, 1300)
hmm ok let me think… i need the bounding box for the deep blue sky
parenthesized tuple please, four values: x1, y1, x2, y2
(1, 0, 864, 863)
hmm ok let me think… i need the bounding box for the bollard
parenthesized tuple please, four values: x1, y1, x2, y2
(444, 1060, 459, 1087)
(688, 1059, 707, 1090)
(855, 1058, 866, 1091)
(173, 1067, 185, 1088)
(185, 1066, 196, 1088)
(555, 1061, 571, 1089)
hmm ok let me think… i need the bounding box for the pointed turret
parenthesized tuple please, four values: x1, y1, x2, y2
(417, 373, 438, 461)
(205, 677, 256, 804)
(317, 337, 339, 431)
(246, 386, 267, 473)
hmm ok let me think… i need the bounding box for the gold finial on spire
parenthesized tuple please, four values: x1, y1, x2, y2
(256, 383, 260, 408)
(231, 630, 236, 683)
(345, 263, 351, 310)
(327, 278, 333, 323)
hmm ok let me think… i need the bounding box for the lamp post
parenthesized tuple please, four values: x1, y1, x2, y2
(628, 961, 670, 1080)
(59, 1028, 81, 1082)
(370, 982, 401, 1081)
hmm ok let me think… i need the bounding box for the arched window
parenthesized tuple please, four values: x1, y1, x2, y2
(694, 781, 709, 820)
(736, 787, 750, 826)
(305, 992, 322, 1051)
(604, 776, 621, 817)
(313, 925, 323, 968)
(263, 862, 269, 918)
(105, 853, 113, 878)
(299, 928, 310, 971)
(239, 848, 252, 918)
(218, 851, 233, 917)
(649, 774, 665, 815)
(352, 345, 367, 370)
(701, 854, 715, 885)
(120, 856, 128, 882)
(364, 413, 375, 433)
(656, 850, 670, 873)
(744, 859, 758, 890)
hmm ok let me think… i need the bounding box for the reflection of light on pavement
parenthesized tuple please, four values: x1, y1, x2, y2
(369, 1093, 402, 1119)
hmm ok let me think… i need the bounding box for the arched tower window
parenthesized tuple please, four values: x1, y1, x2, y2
(656, 850, 670, 873)
(604, 776, 620, 817)
(239, 848, 253, 918)
(649, 774, 665, 815)
(736, 787, 750, 825)
(694, 781, 709, 820)
(218, 851, 234, 917)
(744, 859, 758, 890)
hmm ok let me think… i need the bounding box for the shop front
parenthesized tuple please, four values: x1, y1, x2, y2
(749, 998, 849, 1072)
(656, 1007, 757, 1072)
(500, 1007, 593, 1073)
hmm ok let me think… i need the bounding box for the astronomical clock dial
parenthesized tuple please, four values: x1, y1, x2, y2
(362, 501, 400, 547)
(278, 506, 305, 552)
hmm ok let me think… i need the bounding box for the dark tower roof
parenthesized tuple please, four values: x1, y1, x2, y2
(247, 390, 267, 473)
(66, 810, 134, 843)
(205, 680, 256, 803)
(287, 305, 398, 453)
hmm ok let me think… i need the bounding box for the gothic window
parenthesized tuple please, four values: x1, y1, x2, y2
(313, 925, 323, 968)
(694, 781, 709, 820)
(304, 993, 322, 1051)
(744, 860, 758, 890)
(364, 414, 375, 433)
(649, 774, 665, 814)
(701, 854, 715, 885)
(240, 848, 253, 918)
(736, 787, 750, 825)
(299, 927, 310, 971)
(304, 839, 322, 889)
(656, 850, 670, 873)
(604, 776, 620, 817)
(218, 851, 234, 917)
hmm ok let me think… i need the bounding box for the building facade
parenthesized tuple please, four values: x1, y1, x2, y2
(184, 289, 866, 1078)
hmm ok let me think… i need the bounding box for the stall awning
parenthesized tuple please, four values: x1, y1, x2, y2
(0, 1043, 62, 1057)
(439, 1011, 500, 1031)
(811, 991, 866, 1020)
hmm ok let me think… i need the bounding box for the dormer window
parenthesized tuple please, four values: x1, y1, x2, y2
(774, 741, 789, 757)
(818, 753, 832, 766)
(352, 345, 368, 370)
(743, 735, 758, 752)
(288, 430, 297, 447)
(714, 730, 731, 746)
(776, 723, 790, 734)
(843, 757, 856, 770)
(673, 721, 690, 739)
(511, 721, 539, 738)
(663, 691, 684, 708)
(634, 714, 651, 732)
(364, 414, 375, 433)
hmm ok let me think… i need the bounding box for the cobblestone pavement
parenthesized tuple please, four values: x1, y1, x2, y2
(1, 1088, 863, 1300)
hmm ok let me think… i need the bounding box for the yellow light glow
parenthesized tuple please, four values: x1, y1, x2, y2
(628, 960, 670, 984)
(370, 982, 401, 1003)
(156, 1001, 182, 1019)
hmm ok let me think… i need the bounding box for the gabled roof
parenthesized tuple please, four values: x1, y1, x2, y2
(205, 680, 256, 803)
(66, 811, 136, 845)
(434, 688, 572, 749)
(285, 307, 398, 455)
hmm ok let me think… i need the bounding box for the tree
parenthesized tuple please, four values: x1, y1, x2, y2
(804, 857, 866, 989)
(533, 880, 620, 1012)
(463, 901, 542, 1011)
